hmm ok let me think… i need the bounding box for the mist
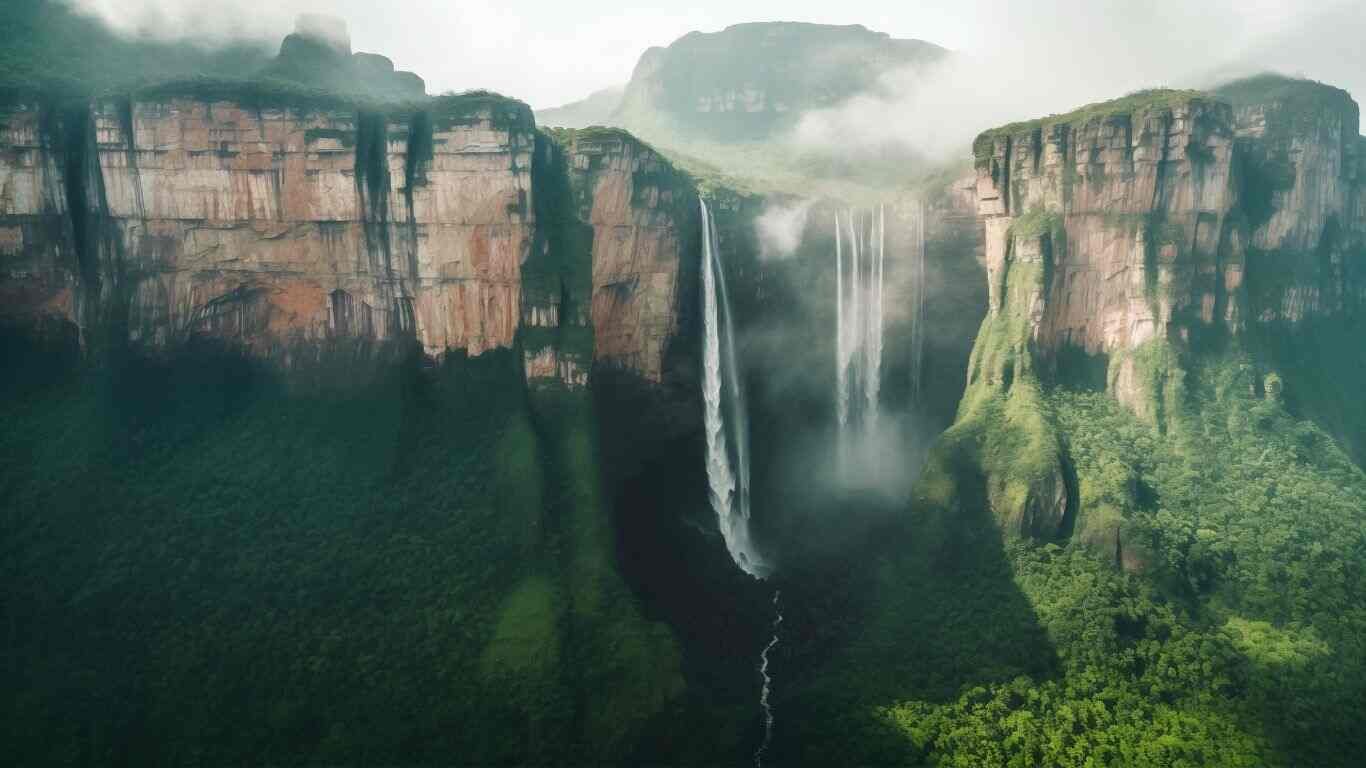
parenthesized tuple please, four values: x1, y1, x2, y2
(71, 0, 1366, 114)
(788, 0, 1366, 163)
(754, 200, 813, 261)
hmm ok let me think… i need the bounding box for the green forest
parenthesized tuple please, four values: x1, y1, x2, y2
(3, 2, 1366, 766)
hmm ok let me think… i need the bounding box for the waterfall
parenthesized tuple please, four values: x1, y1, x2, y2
(835, 206, 888, 449)
(908, 199, 927, 404)
(701, 196, 777, 763)
(754, 589, 782, 768)
(699, 197, 765, 578)
(835, 214, 848, 429)
(865, 205, 885, 419)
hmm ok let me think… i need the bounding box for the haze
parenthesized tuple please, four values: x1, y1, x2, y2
(75, 0, 1366, 115)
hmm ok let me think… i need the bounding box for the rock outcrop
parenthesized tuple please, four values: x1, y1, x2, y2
(556, 127, 696, 383)
(970, 79, 1365, 420)
(0, 87, 703, 390)
(0, 87, 533, 365)
(263, 15, 426, 99)
(1216, 75, 1366, 323)
(938, 76, 1366, 552)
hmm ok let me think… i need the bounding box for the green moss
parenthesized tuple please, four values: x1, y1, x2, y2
(134, 76, 364, 113)
(402, 110, 434, 190)
(1108, 338, 1187, 432)
(975, 89, 1210, 161)
(429, 90, 533, 133)
(1008, 205, 1063, 240)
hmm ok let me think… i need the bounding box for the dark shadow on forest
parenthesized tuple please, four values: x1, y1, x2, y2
(766, 442, 1063, 765)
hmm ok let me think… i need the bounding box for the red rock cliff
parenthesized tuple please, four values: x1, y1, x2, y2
(0, 89, 534, 364)
(970, 79, 1364, 420)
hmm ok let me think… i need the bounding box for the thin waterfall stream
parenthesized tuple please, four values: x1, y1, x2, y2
(755, 589, 782, 768)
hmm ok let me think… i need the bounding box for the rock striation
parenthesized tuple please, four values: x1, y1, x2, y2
(556, 127, 697, 383)
(938, 75, 1366, 553)
(970, 79, 1365, 419)
(0, 88, 533, 366)
(0, 87, 702, 390)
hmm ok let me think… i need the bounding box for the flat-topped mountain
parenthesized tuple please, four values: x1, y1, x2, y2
(539, 21, 946, 159)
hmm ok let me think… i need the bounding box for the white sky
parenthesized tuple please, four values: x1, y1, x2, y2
(75, 0, 1365, 112)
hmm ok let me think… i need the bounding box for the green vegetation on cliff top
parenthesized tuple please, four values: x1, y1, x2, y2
(974, 74, 1362, 161)
(973, 88, 1211, 158)
(1213, 72, 1357, 114)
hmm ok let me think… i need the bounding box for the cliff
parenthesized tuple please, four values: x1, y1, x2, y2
(0, 85, 703, 389)
(0, 85, 534, 367)
(970, 79, 1364, 421)
(1216, 75, 1365, 323)
(923, 77, 1366, 553)
(552, 127, 697, 383)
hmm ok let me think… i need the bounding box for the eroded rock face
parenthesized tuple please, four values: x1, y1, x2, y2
(562, 128, 696, 383)
(0, 93, 534, 365)
(971, 80, 1365, 417)
(1220, 79, 1366, 323)
(975, 97, 1239, 361)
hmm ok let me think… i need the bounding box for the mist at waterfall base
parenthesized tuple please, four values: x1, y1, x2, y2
(733, 198, 958, 571)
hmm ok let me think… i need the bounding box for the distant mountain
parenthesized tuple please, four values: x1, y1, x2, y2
(539, 22, 951, 192)
(616, 22, 947, 144)
(536, 85, 624, 129)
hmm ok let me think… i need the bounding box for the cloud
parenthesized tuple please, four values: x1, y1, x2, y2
(754, 200, 813, 260)
(786, 0, 1364, 163)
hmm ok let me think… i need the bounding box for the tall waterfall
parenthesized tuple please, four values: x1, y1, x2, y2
(908, 199, 927, 404)
(835, 215, 848, 429)
(700, 197, 765, 578)
(834, 207, 888, 443)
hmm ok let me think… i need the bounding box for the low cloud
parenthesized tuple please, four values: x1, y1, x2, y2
(785, 0, 1364, 165)
(754, 200, 813, 261)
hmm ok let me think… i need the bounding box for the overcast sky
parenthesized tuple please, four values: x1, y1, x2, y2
(75, 0, 1366, 112)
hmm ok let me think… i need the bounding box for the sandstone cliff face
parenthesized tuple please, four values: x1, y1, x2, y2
(973, 94, 1240, 418)
(971, 80, 1365, 419)
(0, 90, 534, 366)
(560, 128, 696, 384)
(1, 89, 702, 391)
(946, 78, 1366, 552)
(1217, 77, 1366, 323)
